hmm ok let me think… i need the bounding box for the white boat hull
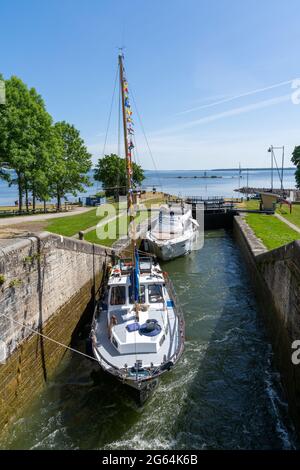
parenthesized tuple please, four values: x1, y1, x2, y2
(144, 204, 199, 261)
(90, 259, 185, 401)
(145, 228, 197, 261)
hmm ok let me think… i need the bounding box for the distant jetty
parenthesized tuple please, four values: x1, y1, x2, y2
(212, 167, 295, 172)
(176, 175, 222, 179)
(236, 187, 298, 198)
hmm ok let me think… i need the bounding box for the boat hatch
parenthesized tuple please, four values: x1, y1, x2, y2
(119, 257, 153, 274)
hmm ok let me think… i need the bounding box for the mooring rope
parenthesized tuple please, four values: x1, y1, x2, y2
(0, 312, 98, 362)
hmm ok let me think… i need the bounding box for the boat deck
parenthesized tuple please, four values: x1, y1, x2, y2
(94, 304, 179, 370)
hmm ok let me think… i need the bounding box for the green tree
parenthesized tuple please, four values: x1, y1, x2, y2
(50, 121, 92, 210)
(0, 73, 9, 184)
(292, 146, 300, 188)
(94, 153, 144, 198)
(0, 75, 53, 212)
(26, 87, 53, 212)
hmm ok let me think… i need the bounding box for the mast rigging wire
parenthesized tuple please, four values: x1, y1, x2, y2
(0, 312, 98, 362)
(101, 63, 119, 158)
(129, 86, 164, 192)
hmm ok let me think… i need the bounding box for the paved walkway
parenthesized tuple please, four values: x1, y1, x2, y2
(0, 207, 92, 227)
(274, 213, 300, 234)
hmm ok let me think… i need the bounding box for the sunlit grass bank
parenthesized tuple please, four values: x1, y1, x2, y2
(245, 212, 299, 250)
(84, 209, 150, 247)
(46, 203, 120, 237)
(277, 204, 300, 229)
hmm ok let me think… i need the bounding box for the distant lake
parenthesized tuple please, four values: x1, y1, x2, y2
(0, 168, 297, 206)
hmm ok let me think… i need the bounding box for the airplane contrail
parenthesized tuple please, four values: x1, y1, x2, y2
(177, 79, 296, 115)
(153, 93, 292, 136)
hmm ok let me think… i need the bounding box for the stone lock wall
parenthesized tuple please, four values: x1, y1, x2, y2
(234, 216, 300, 432)
(0, 232, 112, 428)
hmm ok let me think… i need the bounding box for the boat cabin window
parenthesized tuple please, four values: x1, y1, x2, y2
(129, 284, 145, 304)
(110, 286, 126, 305)
(148, 284, 163, 303)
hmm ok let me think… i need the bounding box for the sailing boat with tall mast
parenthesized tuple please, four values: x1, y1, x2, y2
(90, 53, 185, 400)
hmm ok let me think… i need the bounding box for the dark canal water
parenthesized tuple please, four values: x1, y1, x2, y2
(0, 230, 298, 450)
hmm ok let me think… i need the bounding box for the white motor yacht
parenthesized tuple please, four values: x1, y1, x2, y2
(145, 203, 199, 261)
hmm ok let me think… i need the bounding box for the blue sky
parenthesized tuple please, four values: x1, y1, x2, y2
(1, 0, 300, 169)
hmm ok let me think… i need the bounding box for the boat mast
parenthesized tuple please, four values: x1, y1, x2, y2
(119, 53, 132, 215)
(118, 52, 140, 321)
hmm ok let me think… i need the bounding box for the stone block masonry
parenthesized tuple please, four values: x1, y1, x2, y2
(0, 232, 113, 429)
(234, 215, 300, 433)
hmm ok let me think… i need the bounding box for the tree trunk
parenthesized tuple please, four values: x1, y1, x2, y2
(25, 182, 29, 213)
(32, 189, 36, 213)
(17, 173, 23, 213)
(43, 200, 46, 213)
(57, 192, 61, 212)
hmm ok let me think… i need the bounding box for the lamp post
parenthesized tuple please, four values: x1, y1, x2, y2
(268, 146, 285, 192)
(268, 146, 274, 191)
(281, 146, 285, 191)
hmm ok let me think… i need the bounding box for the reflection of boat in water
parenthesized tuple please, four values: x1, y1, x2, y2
(90, 52, 184, 402)
(145, 203, 199, 261)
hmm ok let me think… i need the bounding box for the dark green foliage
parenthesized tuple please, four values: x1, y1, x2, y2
(50, 121, 92, 210)
(0, 74, 91, 212)
(291, 146, 300, 189)
(94, 153, 144, 197)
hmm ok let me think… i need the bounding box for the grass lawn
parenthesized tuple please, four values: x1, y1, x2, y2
(0, 205, 21, 213)
(46, 204, 119, 237)
(142, 196, 166, 208)
(46, 196, 165, 238)
(245, 212, 300, 250)
(84, 215, 126, 247)
(238, 199, 260, 210)
(0, 204, 55, 212)
(84, 209, 150, 247)
(22, 194, 164, 240)
(277, 204, 300, 228)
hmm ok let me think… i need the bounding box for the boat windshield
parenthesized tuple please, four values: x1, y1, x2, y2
(110, 286, 126, 305)
(129, 284, 146, 304)
(148, 284, 163, 303)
